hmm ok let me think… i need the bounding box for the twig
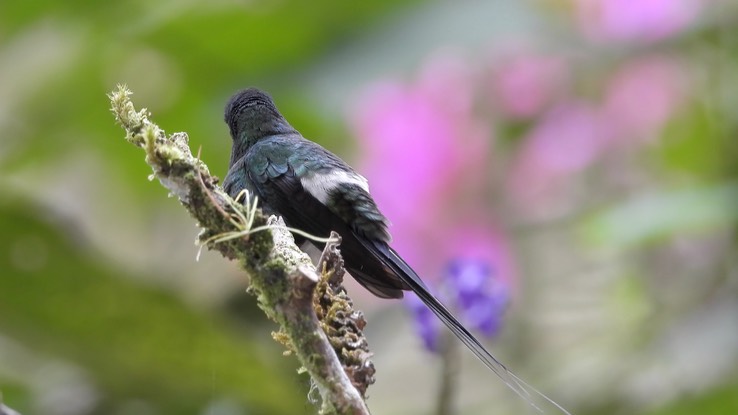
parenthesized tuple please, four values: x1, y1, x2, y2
(435, 330, 460, 415)
(108, 85, 371, 415)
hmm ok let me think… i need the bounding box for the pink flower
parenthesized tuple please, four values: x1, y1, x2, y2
(350, 82, 456, 266)
(351, 82, 456, 222)
(416, 52, 476, 116)
(603, 56, 687, 144)
(349, 53, 526, 349)
(575, 0, 702, 43)
(508, 102, 608, 205)
(491, 53, 568, 119)
(518, 102, 606, 173)
(349, 54, 492, 272)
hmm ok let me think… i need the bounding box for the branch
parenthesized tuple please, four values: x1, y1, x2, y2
(108, 85, 372, 415)
(314, 233, 376, 398)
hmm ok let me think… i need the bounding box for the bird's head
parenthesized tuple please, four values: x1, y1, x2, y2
(224, 88, 295, 148)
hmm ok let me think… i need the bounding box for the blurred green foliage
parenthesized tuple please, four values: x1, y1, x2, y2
(0, 1, 419, 413)
(645, 380, 738, 415)
(2, 1, 738, 414)
(0, 197, 301, 414)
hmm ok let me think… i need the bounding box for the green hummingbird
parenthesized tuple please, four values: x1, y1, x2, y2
(223, 88, 571, 415)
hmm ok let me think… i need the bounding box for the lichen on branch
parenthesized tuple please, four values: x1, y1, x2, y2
(108, 85, 373, 415)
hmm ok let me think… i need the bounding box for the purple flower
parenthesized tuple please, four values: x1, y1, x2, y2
(446, 259, 509, 337)
(406, 292, 442, 352)
(406, 258, 510, 352)
(405, 225, 514, 351)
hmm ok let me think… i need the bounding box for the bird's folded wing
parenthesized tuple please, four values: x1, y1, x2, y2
(248, 157, 406, 298)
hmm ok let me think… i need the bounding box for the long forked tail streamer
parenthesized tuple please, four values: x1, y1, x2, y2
(382, 245, 573, 415)
(417, 287, 572, 414)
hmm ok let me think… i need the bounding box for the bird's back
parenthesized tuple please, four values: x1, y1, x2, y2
(224, 134, 408, 298)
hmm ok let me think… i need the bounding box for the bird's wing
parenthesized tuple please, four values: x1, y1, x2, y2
(242, 140, 406, 298)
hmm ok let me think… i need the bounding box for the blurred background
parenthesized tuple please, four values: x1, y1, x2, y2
(1, 0, 737, 414)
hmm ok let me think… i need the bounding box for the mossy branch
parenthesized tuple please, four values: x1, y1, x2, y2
(108, 85, 372, 415)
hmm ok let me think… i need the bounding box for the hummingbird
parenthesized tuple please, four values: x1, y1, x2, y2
(222, 88, 571, 414)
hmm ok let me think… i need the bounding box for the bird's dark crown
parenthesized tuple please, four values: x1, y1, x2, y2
(224, 87, 297, 164)
(224, 88, 282, 137)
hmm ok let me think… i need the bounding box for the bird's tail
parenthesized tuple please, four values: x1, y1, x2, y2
(373, 241, 572, 415)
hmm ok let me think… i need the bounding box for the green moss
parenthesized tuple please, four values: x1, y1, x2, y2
(107, 86, 369, 413)
(246, 225, 273, 261)
(257, 258, 289, 295)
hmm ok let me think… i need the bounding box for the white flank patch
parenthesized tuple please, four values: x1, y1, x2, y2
(301, 170, 369, 204)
